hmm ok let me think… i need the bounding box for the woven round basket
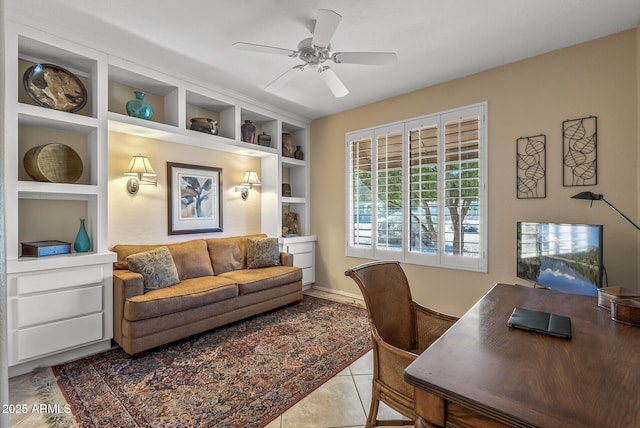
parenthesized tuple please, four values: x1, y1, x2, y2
(24, 143, 83, 183)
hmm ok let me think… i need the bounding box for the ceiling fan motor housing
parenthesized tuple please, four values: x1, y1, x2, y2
(298, 38, 331, 66)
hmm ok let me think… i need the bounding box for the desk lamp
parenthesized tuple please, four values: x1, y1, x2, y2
(572, 191, 640, 325)
(570, 191, 640, 231)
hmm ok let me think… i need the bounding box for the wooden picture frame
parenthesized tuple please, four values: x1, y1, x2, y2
(167, 162, 223, 235)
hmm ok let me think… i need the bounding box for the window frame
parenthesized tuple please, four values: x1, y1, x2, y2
(345, 102, 488, 272)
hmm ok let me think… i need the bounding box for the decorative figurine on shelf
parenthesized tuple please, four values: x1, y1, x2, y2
(126, 90, 154, 120)
(282, 211, 299, 237)
(282, 132, 295, 157)
(257, 131, 272, 147)
(74, 218, 90, 252)
(241, 120, 256, 144)
(294, 145, 304, 160)
(190, 117, 218, 135)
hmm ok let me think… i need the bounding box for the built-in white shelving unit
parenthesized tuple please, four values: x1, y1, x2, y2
(4, 21, 314, 375)
(4, 23, 115, 376)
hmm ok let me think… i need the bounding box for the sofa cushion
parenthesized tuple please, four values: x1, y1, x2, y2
(124, 276, 238, 321)
(246, 237, 281, 269)
(206, 234, 266, 274)
(167, 239, 214, 279)
(113, 239, 213, 280)
(126, 246, 180, 292)
(218, 266, 302, 295)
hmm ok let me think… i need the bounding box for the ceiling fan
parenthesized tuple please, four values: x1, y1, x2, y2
(233, 9, 397, 98)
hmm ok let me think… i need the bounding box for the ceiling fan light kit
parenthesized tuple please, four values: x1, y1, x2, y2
(234, 9, 397, 98)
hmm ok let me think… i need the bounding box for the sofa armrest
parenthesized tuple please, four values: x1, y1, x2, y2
(114, 269, 144, 298)
(280, 252, 294, 266)
(113, 269, 144, 345)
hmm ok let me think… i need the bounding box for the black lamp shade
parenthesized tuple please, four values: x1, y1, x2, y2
(571, 191, 603, 200)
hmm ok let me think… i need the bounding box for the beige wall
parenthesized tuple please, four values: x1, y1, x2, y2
(310, 29, 639, 316)
(108, 132, 262, 246)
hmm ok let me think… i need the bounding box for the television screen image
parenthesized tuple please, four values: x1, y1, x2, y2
(516, 222, 603, 296)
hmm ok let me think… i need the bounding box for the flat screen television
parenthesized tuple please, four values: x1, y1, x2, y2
(516, 222, 603, 296)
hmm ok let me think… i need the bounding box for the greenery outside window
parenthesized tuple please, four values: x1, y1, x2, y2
(346, 102, 487, 272)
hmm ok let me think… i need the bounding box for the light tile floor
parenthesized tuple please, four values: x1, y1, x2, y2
(8, 290, 412, 428)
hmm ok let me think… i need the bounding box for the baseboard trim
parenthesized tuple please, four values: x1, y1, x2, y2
(309, 285, 363, 302)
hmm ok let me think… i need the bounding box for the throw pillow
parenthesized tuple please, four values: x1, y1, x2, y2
(246, 237, 281, 269)
(126, 246, 180, 292)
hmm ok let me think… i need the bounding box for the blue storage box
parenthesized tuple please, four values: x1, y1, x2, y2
(21, 240, 71, 257)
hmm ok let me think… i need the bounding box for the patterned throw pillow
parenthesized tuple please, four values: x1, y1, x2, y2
(246, 237, 281, 269)
(126, 246, 180, 292)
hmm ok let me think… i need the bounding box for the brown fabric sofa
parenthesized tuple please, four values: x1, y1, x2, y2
(112, 234, 303, 355)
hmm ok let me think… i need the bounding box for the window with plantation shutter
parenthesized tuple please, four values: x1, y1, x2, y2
(346, 102, 487, 272)
(407, 117, 440, 265)
(347, 133, 373, 254)
(375, 126, 403, 255)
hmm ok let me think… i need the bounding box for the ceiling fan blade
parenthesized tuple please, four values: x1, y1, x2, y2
(233, 42, 297, 57)
(333, 52, 398, 65)
(312, 9, 342, 48)
(265, 65, 305, 93)
(318, 66, 349, 98)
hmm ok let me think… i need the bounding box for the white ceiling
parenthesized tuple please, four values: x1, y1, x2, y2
(7, 0, 640, 120)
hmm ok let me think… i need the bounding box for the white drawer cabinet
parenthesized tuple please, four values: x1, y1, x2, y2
(14, 313, 104, 362)
(7, 255, 115, 372)
(13, 285, 103, 328)
(280, 235, 316, 288)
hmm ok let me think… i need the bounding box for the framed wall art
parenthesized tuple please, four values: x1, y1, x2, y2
(167, 162, 223, 235)
(563, 116, 597, 187)
(516, 134, 546, 199)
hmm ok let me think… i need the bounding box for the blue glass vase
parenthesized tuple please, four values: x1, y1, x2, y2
(126, 91, 154, 120)
(74, 218, 91, 252)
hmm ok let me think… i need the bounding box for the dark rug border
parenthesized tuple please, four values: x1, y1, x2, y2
(51, 295, 372, 428)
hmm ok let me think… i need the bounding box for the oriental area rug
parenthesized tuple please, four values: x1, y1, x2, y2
(47, 296, 371, 428)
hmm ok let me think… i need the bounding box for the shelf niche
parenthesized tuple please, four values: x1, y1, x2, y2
(17, 36, 97, 119)
(241, 108, 278, 149)
(18, 123, 96, 186)
(18, 199, 90, 256)
(186, 90, 236, 140)
(108, 64, 178, 127)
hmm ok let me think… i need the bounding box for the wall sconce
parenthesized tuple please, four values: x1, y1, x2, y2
(235, 171, 261, 200)
(124, 155, 157, 194)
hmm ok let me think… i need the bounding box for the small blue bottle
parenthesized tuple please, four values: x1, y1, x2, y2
(74, 218, 91, 252)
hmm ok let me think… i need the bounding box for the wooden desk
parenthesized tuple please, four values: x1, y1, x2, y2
(404, 283, 640, 428)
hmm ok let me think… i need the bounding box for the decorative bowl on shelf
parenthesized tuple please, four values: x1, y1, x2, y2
(190, 117, 218, 134)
